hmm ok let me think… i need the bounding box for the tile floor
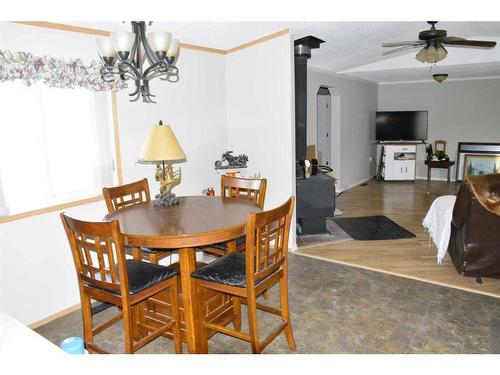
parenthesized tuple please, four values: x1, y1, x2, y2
(35, 254, 500, 354)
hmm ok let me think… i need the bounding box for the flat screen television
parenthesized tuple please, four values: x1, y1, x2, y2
(375, 111, 428, 141)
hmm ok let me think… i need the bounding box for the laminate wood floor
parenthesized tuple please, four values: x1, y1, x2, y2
(296, 179, 500, 299)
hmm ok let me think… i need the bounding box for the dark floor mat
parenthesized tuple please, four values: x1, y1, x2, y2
(333, 215, 415, 240)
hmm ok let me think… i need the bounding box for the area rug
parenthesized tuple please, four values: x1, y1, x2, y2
(297, 218, 353, 249)
(333, 215, 415, 240)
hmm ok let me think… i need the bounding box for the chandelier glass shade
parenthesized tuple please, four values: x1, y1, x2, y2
(415, 42, 448, 64)
(97, 22, 180, 103)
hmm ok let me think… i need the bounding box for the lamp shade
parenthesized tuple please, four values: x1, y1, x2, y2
(137, 123, 186, 164)
(96, 38, 117, 58)
(147, 31, 172, 52)
(426, 44, 438, 63)
(167, 39, 180, 57)
(111, 31, 135, 53)
(415, 47, 427, 63)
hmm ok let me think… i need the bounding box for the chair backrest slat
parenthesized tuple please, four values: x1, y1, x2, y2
(60, 213, 129, 296)
(245, 197, 294, 285)
(103, 178, 151, 213)
(221, 176, 267, 209)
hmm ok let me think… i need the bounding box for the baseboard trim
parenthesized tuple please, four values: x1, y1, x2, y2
(295, 252, 500, 300)
(28, 303, 81, 329)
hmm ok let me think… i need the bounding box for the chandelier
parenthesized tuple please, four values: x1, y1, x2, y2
(96, 21, 180, 103)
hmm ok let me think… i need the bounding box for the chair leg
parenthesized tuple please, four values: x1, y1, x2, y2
(247, 294, 261, 354)
(123, 303, 135, 354)
(150, 253, 159, 265)
(279, 275, 296, 352)
(232, 297, 242, 331)
(169, 279, 183, 354)
(132, 247, 142, 261)
(131, 304, 141, 341)
(195, 282, 209, 353)
(81, 294, 94, 351)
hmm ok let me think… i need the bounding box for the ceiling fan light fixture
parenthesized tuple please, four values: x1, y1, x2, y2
(435, 44, 448, 62)
(415, 47, 428, 63)
(433, 73, 448, 83)
(426, 44, 438, 63)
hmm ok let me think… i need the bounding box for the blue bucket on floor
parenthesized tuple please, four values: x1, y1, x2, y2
(60, 336, 85, 354)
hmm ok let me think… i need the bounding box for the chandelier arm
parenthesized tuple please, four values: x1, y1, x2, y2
(143, 61, 168, 79)
(139, 22, 159, 66)
(165, 75, 180, 83)
(143, 94, 157, 104)
(127, 24, 140, 65)
(147, 71, 169, 81)
(121, 72, 137, 80)
(118, 61, 141, 80)
(129, 89, 141, 102)
(128, 86, 140, 97)
(168, 66, 179, 76)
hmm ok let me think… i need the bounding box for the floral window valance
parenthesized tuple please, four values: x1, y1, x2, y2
(0, 50, 126, 92)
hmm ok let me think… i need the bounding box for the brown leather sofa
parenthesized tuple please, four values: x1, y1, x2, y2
(448, 177, 500, 281)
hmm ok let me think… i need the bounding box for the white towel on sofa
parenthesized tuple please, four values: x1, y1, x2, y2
(422, 195, 456, 264)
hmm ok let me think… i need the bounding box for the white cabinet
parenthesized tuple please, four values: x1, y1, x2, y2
(382, 144, 417, 181)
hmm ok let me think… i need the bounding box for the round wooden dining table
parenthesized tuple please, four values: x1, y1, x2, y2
(104, 195, 261, 353)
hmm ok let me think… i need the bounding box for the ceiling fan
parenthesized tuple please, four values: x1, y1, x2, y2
(382, 21, 497, 63)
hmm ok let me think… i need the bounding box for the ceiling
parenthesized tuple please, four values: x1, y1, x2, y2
(73, 21, 500, 83)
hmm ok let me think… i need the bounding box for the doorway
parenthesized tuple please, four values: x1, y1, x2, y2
(317, 87, 331, 166)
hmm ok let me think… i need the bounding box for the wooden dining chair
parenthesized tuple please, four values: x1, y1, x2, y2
(103, 178, 171, 264)
(203, 176, 267, 257)
(221, 175, 267, 209)
(191, 196, 296, 354)
(60, 213, 182, 354)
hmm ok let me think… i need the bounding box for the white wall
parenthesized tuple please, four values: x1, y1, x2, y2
(225, 33, 296, 247)
(378, 78, 500, 180)
(116, 48, 227, 196)
(0, 201, 107, 325)
(307, 68, 379, 189)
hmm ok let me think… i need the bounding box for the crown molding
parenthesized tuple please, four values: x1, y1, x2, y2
(378, 75, 500, 85)
(307, 66, 379, 85)
(11, 21, 289, 56)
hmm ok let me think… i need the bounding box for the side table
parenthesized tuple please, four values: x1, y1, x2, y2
(424, 160, 456, 182)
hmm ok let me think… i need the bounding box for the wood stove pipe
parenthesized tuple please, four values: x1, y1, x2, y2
(294, 36, 325, 162)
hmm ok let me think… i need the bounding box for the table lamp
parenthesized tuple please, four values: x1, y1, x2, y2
(137, 120, 186, 206)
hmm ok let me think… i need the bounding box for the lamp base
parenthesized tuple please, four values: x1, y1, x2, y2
(153, 192, 179, 207)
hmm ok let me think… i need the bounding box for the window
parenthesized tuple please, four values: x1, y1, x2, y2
(0, 81, 118, 217)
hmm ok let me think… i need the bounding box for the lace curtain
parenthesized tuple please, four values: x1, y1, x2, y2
(0, 49, 126, 91)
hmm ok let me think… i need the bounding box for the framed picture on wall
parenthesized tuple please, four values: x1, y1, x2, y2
(463, 154, 500, 179)
(456, 142, 500, 181)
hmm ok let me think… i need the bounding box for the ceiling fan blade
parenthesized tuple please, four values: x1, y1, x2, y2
(382, 41, 424, 47)
(438, 36, 465, 43)
(441, 38, 496, 48)
(382, 45, 423, 56)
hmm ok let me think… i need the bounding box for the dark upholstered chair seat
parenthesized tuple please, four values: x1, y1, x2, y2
(94, 260, 179, 295)
(210, 236, 246, 251)
(124, 260, 179, 294)
(192, 252, 261, 288)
